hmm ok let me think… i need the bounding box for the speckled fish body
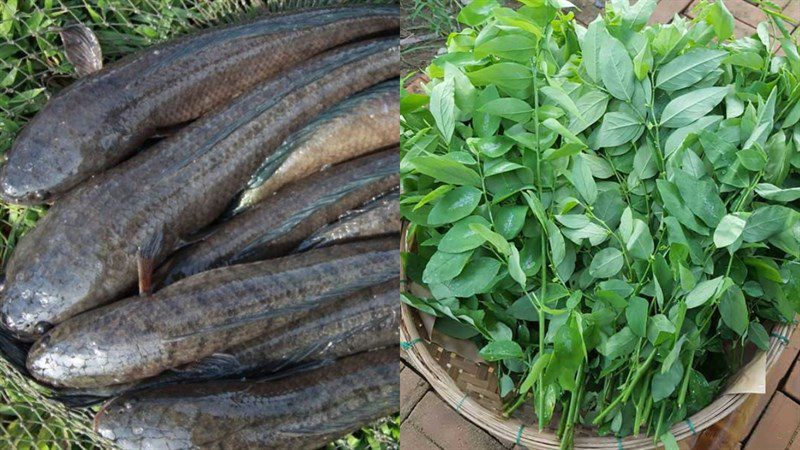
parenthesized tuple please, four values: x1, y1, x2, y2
(298, 189, 399, 250)
(26, 238, 398, 389)
(60, 279, 398, 401)
(0, 7, 399, 204)
(235, 78, 399, 210)
(1, 39, 399, 341)
(94, 348, 399, 450)
(156, 149, 399, 286)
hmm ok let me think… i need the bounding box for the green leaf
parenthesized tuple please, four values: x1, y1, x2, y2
(589, 248, 624, 278)
(541, 85, 585, 125)
(707, 0, 734, 41)
(648, 314, 676, 345)
(598, 326, 637, 359)
(519, 354, 551, 394)
(743, 205, 799, 243)
(652, 361, 684, 402)
(633, 41, 653, 80)
(627, 219, 654, 260)
(413, 185, 453, 211)
(660, 86, 729, 128)
(656, 179, 710, 235)
(594, 110, 644, 148)
(494, 205, 527, 239)
(428, 186, 483, 225)
(423, 250, 474, 283)
(713, 214, 746, 249)
(508, 246, 526, 287)
(542, 118, 584, 145)
(469, 223, 511, 255)
(457, 0, 499, 25)
(474, 85, 502, 137)
(656, 49, 727, 92)
(737, 147, 768, 171)
(479, 340, 524, 361)
(522, 190, 547, 227)
(478, 97, 532, 123)
(685, 276, 725, 309)
(430, 78, 455, 142)
(719, 285, 748, 335)
(748, 321, 770, 351)
(567, 156, 597, 205)
(443, 256, 502, 297)
(661, 433, 680, 450)
(492, 7, 543, 38)
(627, 296, 649, 337)
(438, 216, 491, 252)
(410, 155, 481, 186)
(754, 183, 800, 202)
(474, 34, 538, 63)
(600, 35, 635, 101)
(547, 220, 566, 266)
(580, 17, 606, 83)
(569, 90, 609, 134)
(674, 170, 726, 228)
(743, 87, 776, 150)
(662, 335, 687, 373)
(467, 62, 532, 92)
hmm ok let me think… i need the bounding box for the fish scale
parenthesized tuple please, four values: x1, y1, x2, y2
(1, 38, 400, 340)
(0, 7, 399, 204)
(56, 280, 398, 403)
(93, 348, 398, 450)
(156, 149, 399, 286)
(236, 79, 400, 209)
(26, 238, 398, 389)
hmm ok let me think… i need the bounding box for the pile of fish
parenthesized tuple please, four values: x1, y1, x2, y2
(0, 6, 400, 449)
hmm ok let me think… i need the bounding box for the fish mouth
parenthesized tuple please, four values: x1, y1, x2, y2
(0, 176, 52, 205)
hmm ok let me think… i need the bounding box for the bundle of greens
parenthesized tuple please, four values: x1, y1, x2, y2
(400, 0, 800, 448)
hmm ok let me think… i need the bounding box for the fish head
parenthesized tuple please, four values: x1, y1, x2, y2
(0, 281, 59, 341)
(95, 396, 194, 449)
(26, 326, 112, 388)
(1, 103, 99, 204)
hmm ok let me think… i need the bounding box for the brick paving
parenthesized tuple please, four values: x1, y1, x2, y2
(400, 0, 800, 448)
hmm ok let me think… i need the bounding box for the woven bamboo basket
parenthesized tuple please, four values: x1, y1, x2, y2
(400, 223, 796, 449)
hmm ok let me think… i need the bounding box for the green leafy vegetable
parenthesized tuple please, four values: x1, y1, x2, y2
(401, 1, 800, 447)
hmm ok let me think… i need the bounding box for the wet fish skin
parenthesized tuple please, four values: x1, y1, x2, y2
(157, 149, 399, 286)
(298, 189, 399, 251)
(94, 348, 399, 450)
(236, 78, 400, 210)
(59, 279, 398, 401)
(0, 7, 399, 205)
(1, 39, 399, 341)
(26, 238, 398, 389)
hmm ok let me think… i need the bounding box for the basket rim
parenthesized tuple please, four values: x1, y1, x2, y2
(399, 222, 796, 449)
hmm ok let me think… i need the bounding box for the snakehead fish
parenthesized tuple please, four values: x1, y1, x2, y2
(0, 7, 398, 204)
(94, 348, 399, 450)
(1, 38, 399, 340)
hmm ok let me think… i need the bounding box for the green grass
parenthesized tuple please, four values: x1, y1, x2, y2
(0, 1, 399, 448)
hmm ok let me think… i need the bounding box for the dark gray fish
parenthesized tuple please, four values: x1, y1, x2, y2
(156, 149, 399, 286)
(94, 348, 399, 450)
(58, 23, 103, 77)
(1, 38, 399, 340)
(0, 7, 398, 204)
(298, 189, 399, 251)
(235, 79, 399, 211)
(26, 238, 398, 388)
(57, 279, 398, 401)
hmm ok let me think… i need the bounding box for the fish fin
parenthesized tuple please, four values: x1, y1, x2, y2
(58, 23, 102, 78)
(137, 228, 165, 296)
(169, 353, 242, 378)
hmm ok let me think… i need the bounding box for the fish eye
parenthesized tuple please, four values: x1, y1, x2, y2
(34, 321, 53, 335)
